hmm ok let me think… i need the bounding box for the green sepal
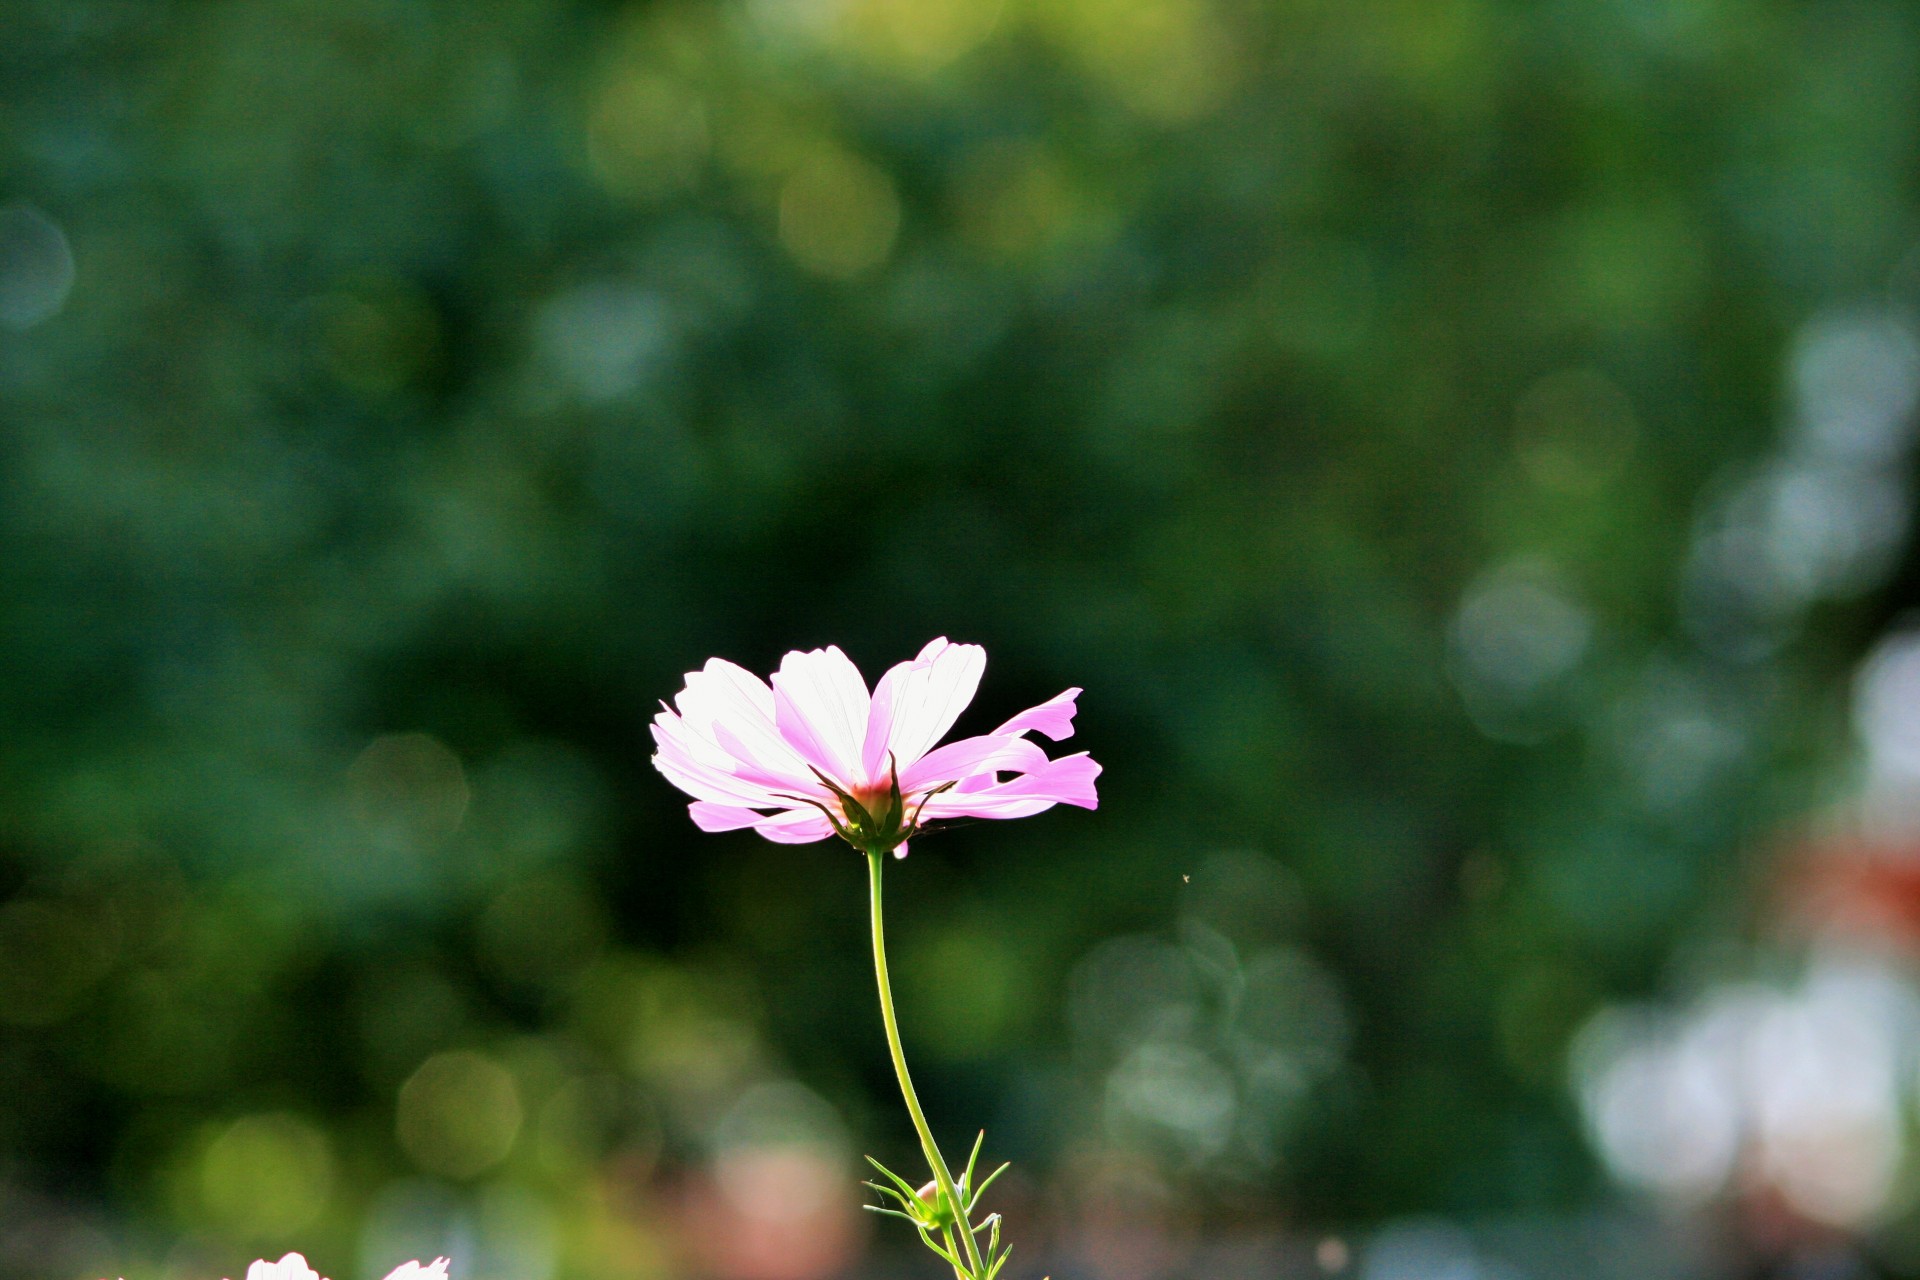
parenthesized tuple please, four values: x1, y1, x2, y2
(811, 767, 875, 831)
(972, 1161, 1010, 1207)
(916, 1226, 962, 1268)
(886, 757, 904, 832)
(961, 1130, 986, 1199)
(866, 1156, 923, 1201)
(864, 1180, 915, 1211)
(770, 790, 858, 844)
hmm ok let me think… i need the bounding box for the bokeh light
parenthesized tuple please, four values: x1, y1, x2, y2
(0, 204, 76, 330)
(397, 1052, 524, 1179)
(197, 1114, 335, 1240)
(776, 150, 901, 279)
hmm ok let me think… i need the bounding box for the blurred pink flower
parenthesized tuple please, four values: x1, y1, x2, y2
(229, 1255, 449, 1280)
(653, 638, 1098, 855)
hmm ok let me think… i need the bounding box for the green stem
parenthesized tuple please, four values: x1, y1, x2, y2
(867, 848, 986, 1278)
(940, 1226, 970, 1280)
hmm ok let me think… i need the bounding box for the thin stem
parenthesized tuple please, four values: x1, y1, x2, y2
(867, 849, 986, 1278)
(940, 1226, 970, 1280)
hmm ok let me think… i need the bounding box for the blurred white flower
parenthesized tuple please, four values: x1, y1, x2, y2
(231, 1254, 449, 1280)
(242, 1256, 323, 1280)
(381, 1261, 452, 1280)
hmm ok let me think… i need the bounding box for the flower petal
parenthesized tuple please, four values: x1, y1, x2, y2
(246, 1257, 324, 1280)
(881, 640, 986, 771)
(899, 734, 1049, 793)
(652, 715, 789, 807)
(861, 638, 950, 780)
(688, 801, 767, 832)
(651, 708, 744, 774)
(917, 753, 1100, 820)
(676, 659, 816, 782)
(771, 646, 872, 785)
(709, 721, 827, 796)
(991, 688, 1080, 741)
(379, 1262, 450, 1280)
(751, 807, 838, 844)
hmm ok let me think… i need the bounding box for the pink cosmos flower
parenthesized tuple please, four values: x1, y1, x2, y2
(652, 639, 1098, 856)
(229, 1255, 449, 1280)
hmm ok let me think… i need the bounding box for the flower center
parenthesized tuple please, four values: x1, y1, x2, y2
(849, 778, 926, 844)
(849, 783, 898, 823)
(797, 764, 955, 855)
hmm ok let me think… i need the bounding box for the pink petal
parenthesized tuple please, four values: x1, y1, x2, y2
(861, 641, 949, 780)
(918, 753, 1100, 820)
(770, 646, 871, 786)
(651, 656, 825, 808)
(751, 807, 837, 844)
(880, 639, 986, 772)
(899, 734, 1049, 792)
(710, 721, 826, 796)
(652, 715, 789, 807)
(992, 688, 1081, 741)
(677, 659, 815, 782)
(651, 708, 746, 775)
(689, 801, 766, 832)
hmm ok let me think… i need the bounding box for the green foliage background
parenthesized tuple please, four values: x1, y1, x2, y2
(1, 0, 1915, 1275)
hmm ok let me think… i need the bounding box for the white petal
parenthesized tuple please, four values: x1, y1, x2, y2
(651, 716, 788, 807)
(379, 1260, 450, 1280)
(246, 1257, 324, 1280)
(770, 646, 872, 785)
(882, 641, 986, 771)
(676, 659, 815, 781)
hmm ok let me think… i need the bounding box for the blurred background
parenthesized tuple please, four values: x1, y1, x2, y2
(6, 0, 1920, 1277)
